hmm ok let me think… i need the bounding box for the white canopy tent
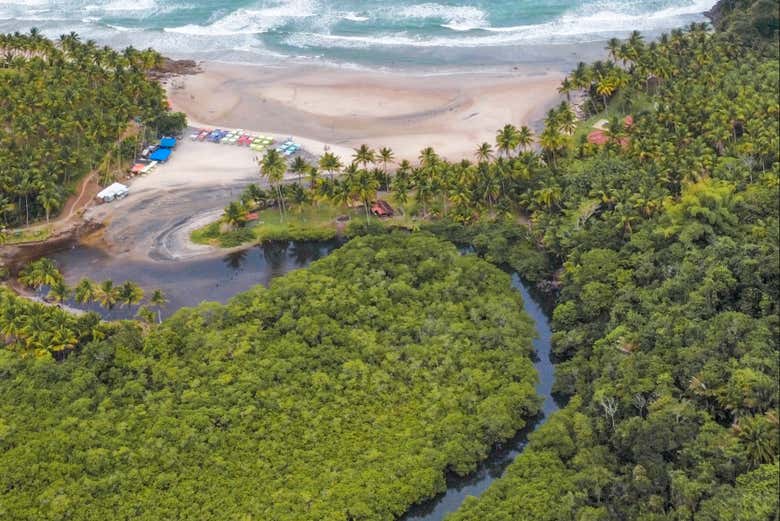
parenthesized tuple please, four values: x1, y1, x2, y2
(97, 182, 129, 202)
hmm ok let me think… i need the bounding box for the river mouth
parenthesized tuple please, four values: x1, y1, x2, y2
(49, 239, 342, 319)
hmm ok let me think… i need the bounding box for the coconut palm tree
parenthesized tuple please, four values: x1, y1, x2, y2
(318, 152, 342, 181)
(557, 76, 574, 102)
(150, 288, 168, 323)
(18, 258, 62, 289)
(517, 126, 534, 152)
(74, 278, 96, 304)
(47, 280, 70, 304)
(135, 306, 156, 325)
(95, 280, 119, 311)
(223, 201, 248, 230)
(261, 149, 288, 220)
(290, 156, 310, 185)
(378, 147, 395, 176)
(475, 142, 494, 163)
(353, 144, 376, 168)
(496, 124, 520, 157)
(118, 280, 144, 308)
(353, 170, 380, 222)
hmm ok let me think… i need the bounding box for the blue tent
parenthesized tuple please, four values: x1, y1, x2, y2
(159, 137, 177, 148)
(150, 148, 172, 162)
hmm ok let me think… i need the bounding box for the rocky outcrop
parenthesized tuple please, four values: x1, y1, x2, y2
(704, 0, 732, 27)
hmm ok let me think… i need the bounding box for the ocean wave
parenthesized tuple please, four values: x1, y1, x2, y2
(483, 0, 717, 34)
(396, 2, 488, 32)
(165, 0, 318, 36)
(84, 0, 159, 12)
(343, 12, 369, 23)
(284, 0, 717, 49)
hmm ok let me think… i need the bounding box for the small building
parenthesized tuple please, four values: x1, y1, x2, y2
(371, 200, 394, 217)
(97, 183, 129, 203)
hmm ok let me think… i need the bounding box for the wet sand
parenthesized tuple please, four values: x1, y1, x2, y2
(167, 62, 565, 160)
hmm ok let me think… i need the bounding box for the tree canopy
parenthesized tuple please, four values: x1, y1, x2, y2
(0, 30, 182, 226)
(0, 234, 540, 520)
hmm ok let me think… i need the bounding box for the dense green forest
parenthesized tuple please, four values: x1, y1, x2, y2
(445, 9, 780, 521)
(0, 31, 181, 226)
(0, 234, 540, 520)
(2, 1, 779, 518)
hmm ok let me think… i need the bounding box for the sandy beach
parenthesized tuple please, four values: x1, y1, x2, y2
(71, 62, 567, 264)
(167, 62, 565, 161)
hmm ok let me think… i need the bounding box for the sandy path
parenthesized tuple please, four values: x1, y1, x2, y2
(85, 139, 263, 262)
(167, 62, 565, 161)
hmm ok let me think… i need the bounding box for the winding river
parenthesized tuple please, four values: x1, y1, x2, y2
(48, 240, 556, 520)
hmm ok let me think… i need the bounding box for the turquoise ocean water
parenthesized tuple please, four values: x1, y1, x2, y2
(0, 0, 717, 68)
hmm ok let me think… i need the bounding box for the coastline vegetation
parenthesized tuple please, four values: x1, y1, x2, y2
(0, 30, 184, 228)
(0, 234, 540, 520)
(1, 1, 779, 518)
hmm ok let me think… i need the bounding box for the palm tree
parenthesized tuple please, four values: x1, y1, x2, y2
(74, 278, 96, 304)
(517, 126, 534, 152)
(557, 76, 574, 103)
(18, 258, 62, 289)
(290, 156, 310, 185)
(606, 37, 621, 62)
(118, 280, 144, 308)
(379, 147, 394, 170)
(378, 147, 395, 190)
(353, 144, 376, 168)
(135, 306, 156, 325)
(735, 415, 778, 468)
(558, 103, 578, 135)
(318, 152, 342, 181)
(391, 175, 410, 213)
(261, 149, 288, 220)
(150, 288, 168, 323)
(496, 124, 520, 157)
(475, 142, 494, 163)
(95, 280, 118, 311)
(352, 170, 380, 222)
(48, 279, 70, 304)
(533, 186, 561, 211)
(223, 201, 247, 229)
(596, 74, 617, 110)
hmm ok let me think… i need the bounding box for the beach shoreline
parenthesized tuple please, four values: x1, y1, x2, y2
(166, 60, 567, 161)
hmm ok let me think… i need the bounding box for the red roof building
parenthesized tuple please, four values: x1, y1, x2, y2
(370, 200, 394, 217)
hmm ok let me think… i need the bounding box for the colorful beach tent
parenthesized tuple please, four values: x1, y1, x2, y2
(159, 137, 177, 148)
(150, 148, 172, 161)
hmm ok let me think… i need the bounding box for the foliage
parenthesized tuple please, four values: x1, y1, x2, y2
(0, 30, 171, 226)
(0, 234, 540, 520)
(710, 0, 780, 50)
(0, 288, 106, 359)
(440, 22, 779, 521)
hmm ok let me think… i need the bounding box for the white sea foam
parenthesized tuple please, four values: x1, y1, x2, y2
(396, 3, 488, 31)
(285, 0, 717, 49)
(165, 0, 318, 36)
(343, 12, 368, 23)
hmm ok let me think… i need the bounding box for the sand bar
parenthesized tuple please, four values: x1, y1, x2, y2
(167, 62, 565, 161)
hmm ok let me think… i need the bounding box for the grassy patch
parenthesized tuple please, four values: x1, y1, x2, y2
(3, 226, 53, 245)
(191, 204, 354, 247)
